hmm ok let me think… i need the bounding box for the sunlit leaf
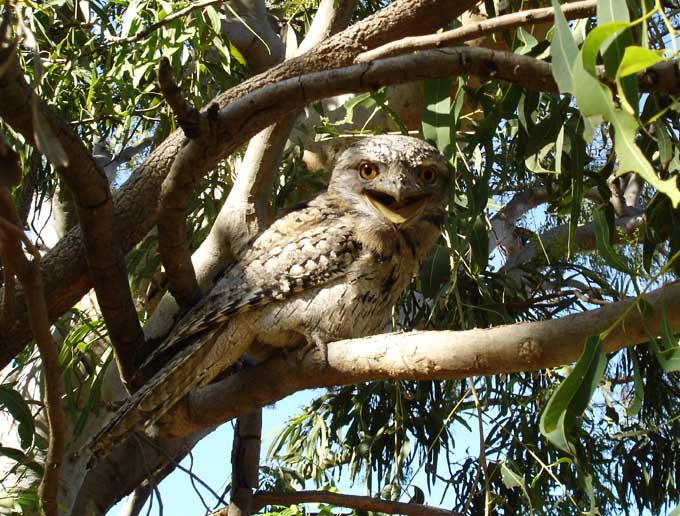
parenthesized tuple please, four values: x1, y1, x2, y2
(540, 336, 607, 455)
(550, 0, 579, 92)
(617, 46, 665, 78)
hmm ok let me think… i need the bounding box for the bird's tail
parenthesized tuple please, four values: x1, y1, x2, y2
(86, 331, 217, 465)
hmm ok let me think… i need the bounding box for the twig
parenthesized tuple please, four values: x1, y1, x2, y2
(242, 490, 461, 516)
(356, 0, 598, 63)
(0, 189, 65, 516)
(105, 0, 224, 46)
(469, 380, 490, 516)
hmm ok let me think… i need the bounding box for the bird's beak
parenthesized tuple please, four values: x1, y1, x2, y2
(363, 190, 429, 224)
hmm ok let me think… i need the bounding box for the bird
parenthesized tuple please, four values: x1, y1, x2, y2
(89, 134, 450, 461)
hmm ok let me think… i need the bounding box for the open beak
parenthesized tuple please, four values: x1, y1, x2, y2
(363, 190, 429, 224)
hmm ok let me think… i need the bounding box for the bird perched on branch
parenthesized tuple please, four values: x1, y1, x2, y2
(89, 134, 449, 460)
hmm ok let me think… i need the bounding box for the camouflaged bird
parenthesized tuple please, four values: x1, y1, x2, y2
(89, 135, 449, 460)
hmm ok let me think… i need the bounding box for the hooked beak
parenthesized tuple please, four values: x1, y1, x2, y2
(363, 190, 430, 224)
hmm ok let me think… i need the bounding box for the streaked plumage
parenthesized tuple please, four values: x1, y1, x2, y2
(89, 135, 449, 460)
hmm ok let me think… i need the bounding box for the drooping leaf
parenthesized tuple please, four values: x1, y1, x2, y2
(550, 0, 579, 93)
(500, 461, 531, 505)
(593, 205, 634, 275)
(422, 77, 454, 159)
(540, 336, 607, 455)
(469, 214, 489, 275)
(0, 384, 35, 449)
(572, 56, 680, 206)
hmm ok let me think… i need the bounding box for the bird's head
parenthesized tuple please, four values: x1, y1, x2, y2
(328, 135, 450, 227)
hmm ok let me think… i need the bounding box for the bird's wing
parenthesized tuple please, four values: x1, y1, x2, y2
(143, 200, 356, 366)
(89, 203, 361, 462)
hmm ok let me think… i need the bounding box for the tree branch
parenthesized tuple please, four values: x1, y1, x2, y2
(356, 0, 598, 63)
(240, 490, 461, 516)
(502, 213, 645, 271)
(160, 280, 680, 438)
(489, 187, 550, 256)
(0, 21, 144, 387)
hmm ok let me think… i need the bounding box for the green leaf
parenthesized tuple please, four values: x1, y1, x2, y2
(204, 6, 221, 33)
(500, 461, 531, 505)
(0, 446, 44, 476)
(469, 214, 489, 275)
(0, 385, 35, 449)
(580, 21, 629, 76)
(572, 57, 680, 206)
(540, 336, 607, 455)
(550, 0, 579, 92)
(617, 46, 665, 78)
(649, 306, 680, 372)
(597, 0, 630, 24)
(120, 0, 140, 38)
(593, 206, 634, 274)
(421, 77, 453, 159)
(668, 505, 680, 516)
(626, 348, 644, 417)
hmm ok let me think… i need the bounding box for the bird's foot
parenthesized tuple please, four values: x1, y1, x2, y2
(297, 332, 329, 365)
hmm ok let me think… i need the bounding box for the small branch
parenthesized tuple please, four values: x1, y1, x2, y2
(158, 58, 201, 139)
(105, 0, 224, 45)
(608, 174, 627, 217)
(242, 490, 459, 516)
(161, 279, 680, 438)
(489, 187, 549, 256)
(502, 213, 645, 272)
(356, 0, 598, 63)
(0, 188, 65, 516)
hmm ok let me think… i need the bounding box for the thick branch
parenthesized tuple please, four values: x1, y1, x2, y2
(162, 280, 680, 437)
(0, 27, 144, 385)
(238, 491, 459, 516)
(357, 0, 597, 63)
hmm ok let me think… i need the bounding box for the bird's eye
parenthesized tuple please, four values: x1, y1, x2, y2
(420, 167, 438, 185)
(359, 162, 379, 181)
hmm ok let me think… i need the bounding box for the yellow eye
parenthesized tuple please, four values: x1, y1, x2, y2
(420, 166, 438, 185)
(359, 162, 379, 181)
